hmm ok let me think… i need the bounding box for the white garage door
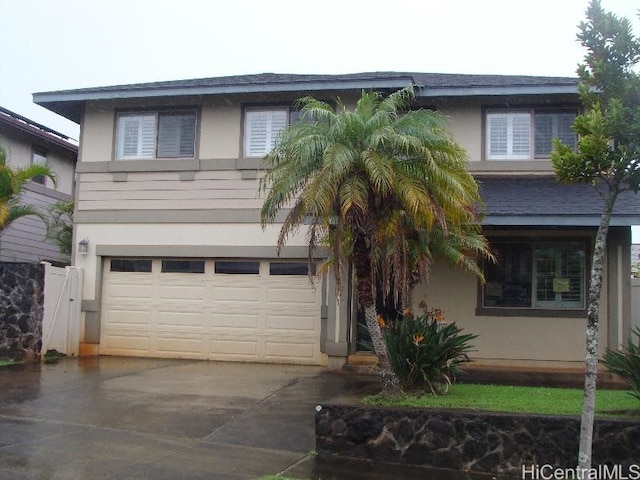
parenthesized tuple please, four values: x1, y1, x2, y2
(100, 258, 324, 365)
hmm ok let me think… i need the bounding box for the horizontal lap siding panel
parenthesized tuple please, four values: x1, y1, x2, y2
(78, 199, 266, 210)
(80, 178, 252, 192)
(78, 175, 264, 210)
(0, 189, 70, 263)
(78, 188, 261, 201)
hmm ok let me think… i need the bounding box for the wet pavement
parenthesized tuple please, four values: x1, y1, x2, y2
(0, 357, 497, 479)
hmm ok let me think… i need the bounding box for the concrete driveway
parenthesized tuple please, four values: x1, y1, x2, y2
(0, 357, 378, 480)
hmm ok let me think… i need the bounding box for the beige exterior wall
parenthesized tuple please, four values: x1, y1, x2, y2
(440, 104, 482, 162)
(411, 243, 608, 368)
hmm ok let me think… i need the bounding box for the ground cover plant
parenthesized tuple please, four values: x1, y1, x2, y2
(364, 383, 640, 417)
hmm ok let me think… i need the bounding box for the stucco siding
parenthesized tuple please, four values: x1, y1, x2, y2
(411, 243, 607, 367)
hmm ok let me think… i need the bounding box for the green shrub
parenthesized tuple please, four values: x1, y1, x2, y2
(381, 308, 477, 395)
(602, 327, 640, 402)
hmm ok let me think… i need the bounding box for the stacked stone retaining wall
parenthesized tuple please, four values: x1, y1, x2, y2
(316, 404, 640, 476)
(0, 263, 44, 360)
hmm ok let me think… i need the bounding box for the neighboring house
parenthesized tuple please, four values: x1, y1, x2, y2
(0, 107, 77, 264)
(33, 72, 640, 368)
(632, 244, 640, 269)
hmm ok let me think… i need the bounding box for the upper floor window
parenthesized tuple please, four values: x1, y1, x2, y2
(31, 148, 48, 185)
(116, 110, 196, 160)
(243, 107, 289, 157)
(486, 109, 577, 160)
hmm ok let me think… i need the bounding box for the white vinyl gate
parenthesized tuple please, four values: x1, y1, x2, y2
(42, 263, 83, 356)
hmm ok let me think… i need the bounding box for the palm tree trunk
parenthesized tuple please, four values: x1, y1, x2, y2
(578, 183, 619, 470)
(353, 234, 402, 397)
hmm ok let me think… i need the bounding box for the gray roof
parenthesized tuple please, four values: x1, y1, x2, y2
(33, 71, 579, 124)
(479, 176, 640, 227)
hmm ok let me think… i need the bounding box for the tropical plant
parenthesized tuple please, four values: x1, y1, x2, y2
(260, 86, 491, 397)
(0, 146, 56, 235)
(46, 200, 73, 256)
(550, 0, 640, 468)
(602, 327, 640, 403)
(379, 308, 476, 394)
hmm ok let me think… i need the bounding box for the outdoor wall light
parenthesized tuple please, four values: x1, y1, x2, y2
(78, 237, 89, 255)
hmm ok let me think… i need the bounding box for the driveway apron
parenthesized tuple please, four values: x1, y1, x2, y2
(0, 357, 377, 479)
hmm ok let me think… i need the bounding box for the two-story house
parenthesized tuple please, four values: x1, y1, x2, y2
(0, 107, 77, 264)
(33, 72, 640, 369)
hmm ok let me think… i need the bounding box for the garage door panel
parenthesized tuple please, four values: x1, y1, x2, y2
(106, 283, 153, 300)
(266, 312, 317, 331)
(103, 309, 153, 328)
(157, 310, 205, 329)
(265, 341, 315, 360)
(209, 339, 259, 356)
(101, 258, 324, 365)
(210, 312, 259, 329)
(102, 334, 152, 352)
(267, 286, 318, 304)
(212, 286, 261, 302)
(158, 284, 206, 301)
(156, 336, 204, 356)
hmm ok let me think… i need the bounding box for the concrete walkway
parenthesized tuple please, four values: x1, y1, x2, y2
(0, 357, 379, 480)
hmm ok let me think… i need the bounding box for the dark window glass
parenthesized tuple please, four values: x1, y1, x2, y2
(483, 240, 586, 309)
(534, 111, 577, 157)
(110, 259, 152, 273)
(161, 260, 205, 273)
(215, 261, 260, 274)
(483, 243, 533, 307)
(269, 262, 315, 276)
(32, 149, 48, 185)
(157, 112, 196, 158)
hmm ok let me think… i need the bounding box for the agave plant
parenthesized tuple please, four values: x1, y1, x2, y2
(602, 327, 640, 402)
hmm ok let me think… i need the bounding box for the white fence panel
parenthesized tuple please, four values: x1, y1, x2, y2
(42, 263, 83, 356)
(632, 278, 640, 332)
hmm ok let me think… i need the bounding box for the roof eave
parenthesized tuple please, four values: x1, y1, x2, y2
(415, 85, 578, 97)
(33, 78, 414, 123)
(484, 215, 639, 227)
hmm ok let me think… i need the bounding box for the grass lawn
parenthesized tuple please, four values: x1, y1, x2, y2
(0, 359, 22, 368)
(364, 383, 640, 417)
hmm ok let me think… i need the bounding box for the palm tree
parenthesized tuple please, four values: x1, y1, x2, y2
(0, 146, 56, 235)
(260, 87, 490, 396)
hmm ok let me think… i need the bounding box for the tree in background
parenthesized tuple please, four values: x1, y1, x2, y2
(0, 146, 56, 235)
(260, 87, 491, 396)
(46, 200, 73, 256)
(551, 0, 640, 468)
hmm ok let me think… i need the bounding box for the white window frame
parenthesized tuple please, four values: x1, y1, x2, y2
(485, 109, 577, 161)
(243, 107, 290, 157)
(486, 111, 532, 160)
(115, 110, 197, 160)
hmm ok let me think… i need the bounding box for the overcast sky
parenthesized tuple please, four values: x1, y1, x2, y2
(2, 0, 638, 141)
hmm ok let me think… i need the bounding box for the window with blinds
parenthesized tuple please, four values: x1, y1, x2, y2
(243, 108, 289, 157)
(116, 110, 196, 160)
(485, 109, 576, 160)
(482, 239, 586, 310)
